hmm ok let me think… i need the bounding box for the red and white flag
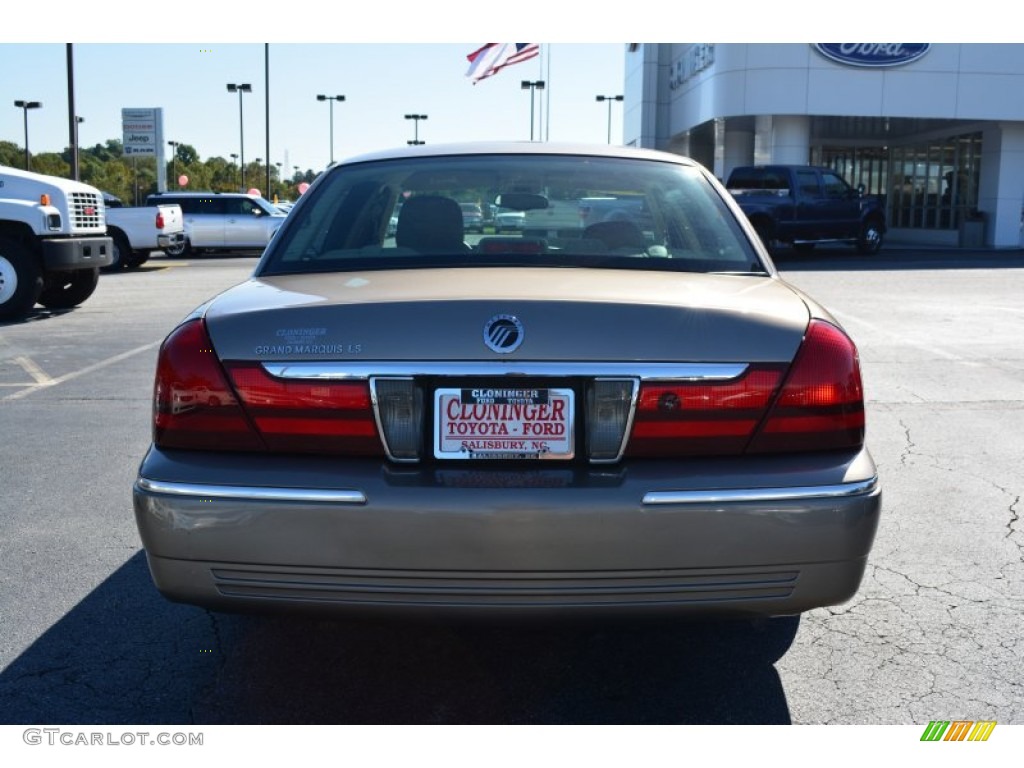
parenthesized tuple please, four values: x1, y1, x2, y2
(465, 43, 540, 83)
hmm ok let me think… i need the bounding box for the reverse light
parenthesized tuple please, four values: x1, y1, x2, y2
(371, 378, 424, 461)
(586, 379, 636, 461)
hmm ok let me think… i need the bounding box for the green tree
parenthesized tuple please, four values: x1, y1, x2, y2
(173, 160, 211, 191)
(0, 140, 25, 168)
(31, 153, 70, 178)
(205, 156, 237, 193)
(87, 139, 124, 163)
(175, 143, 199, 166)
(4, 132, 329, 203)
(82, 157, 134, 203)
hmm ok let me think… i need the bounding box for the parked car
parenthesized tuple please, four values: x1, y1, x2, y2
(725, 165, 886, 254)
(146, 191, 286, 256)
(102, 193, 184, 270)
(134, 143, 881, 619)
(459, 202, 484, 233)
(493, 208, 525, 233)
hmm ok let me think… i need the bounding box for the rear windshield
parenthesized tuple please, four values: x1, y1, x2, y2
(258, 153, 766, 276)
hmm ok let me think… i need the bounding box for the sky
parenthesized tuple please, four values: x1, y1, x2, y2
(0, 2, 1000, 188)
(0, 42, 629, 180)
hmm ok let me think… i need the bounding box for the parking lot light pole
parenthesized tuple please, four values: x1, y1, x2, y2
(74, 116, 84, 179)
(405, 114, 427, 146)
(226, 83, 252, 191)
(316, 94, 346, 164)
(521, 81, 545, 141)
(595, 95, 623, 144)
(167, 140, 179, 185)
(13, 100, 42, 170)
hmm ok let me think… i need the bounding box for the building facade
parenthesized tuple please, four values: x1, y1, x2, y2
(624, 44, 1024, 248)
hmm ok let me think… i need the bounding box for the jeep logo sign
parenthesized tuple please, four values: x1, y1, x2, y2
(813, 44, 930, 67)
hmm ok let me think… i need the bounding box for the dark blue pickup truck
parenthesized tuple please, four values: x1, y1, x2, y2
(725, 165, 886, 254)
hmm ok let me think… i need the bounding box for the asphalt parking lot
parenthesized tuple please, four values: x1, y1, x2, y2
(0, 246, 1022, 725)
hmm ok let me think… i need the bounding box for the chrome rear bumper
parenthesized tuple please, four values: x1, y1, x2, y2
(134, 448, 881, 617)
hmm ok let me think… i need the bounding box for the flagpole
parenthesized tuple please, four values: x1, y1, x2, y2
(537, 45, 545, 142)
(545, 44, 551, 142)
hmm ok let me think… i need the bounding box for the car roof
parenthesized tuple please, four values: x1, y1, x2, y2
(332, 141, 701, 168)
(150, 191, 258, 198)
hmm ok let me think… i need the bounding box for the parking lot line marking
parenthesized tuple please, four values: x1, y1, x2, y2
(14, 355, 55, 386)
(1, 341, 161, 402)
(828, 308, 966, 362)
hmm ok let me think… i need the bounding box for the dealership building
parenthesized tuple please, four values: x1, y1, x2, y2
(623, 44, 1024, 248)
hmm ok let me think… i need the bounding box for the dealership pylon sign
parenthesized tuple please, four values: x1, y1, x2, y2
(122, 107, 167, 191)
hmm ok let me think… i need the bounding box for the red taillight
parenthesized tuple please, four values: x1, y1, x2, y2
(627, 367, 785, 456)
(224, 363, 383, 455)
(155, 212, 165, 230)
(624, 320, 865, 457)
(748, 320, 865, 453)
(153, 320, 264, 451)
(153, 320, 384, 456)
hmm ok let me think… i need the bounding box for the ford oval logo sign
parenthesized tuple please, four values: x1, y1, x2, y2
(814, 43, 930, 68)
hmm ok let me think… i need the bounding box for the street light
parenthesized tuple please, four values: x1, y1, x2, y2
(74, 116, 84, 179)
(13, 100, 42, 170)
(595, 95, 624, 144)
(404, 113, 427, 145)
(316, 94, 346, 164)
(520, 81, 545, 141)
(168, 140, 179, 185)
(226, 83, 252, 190)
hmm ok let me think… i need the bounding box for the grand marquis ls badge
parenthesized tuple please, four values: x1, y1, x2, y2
(483, 314, 524, 354)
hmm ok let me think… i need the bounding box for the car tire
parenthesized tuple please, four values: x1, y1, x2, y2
(127, 251, 151, 269)
(0, 236, 44, 321)
(165, 238, 191, 257)
(856, 220, 884, 254)
(37, 268, 100, 310)
(753, 222, 775, 254)
(103, 230, 131, 272)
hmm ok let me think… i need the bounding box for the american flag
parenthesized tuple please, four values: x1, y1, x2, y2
(465, 44, 540, 83)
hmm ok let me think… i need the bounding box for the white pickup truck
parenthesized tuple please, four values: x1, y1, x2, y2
(103, 195, 184, 271)
(0, 164, 112, 321)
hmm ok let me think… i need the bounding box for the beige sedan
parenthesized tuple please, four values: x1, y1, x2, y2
(134, 143, 881, 618)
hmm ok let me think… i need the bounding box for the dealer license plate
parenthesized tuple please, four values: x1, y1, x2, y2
(433, 387, 575, 460)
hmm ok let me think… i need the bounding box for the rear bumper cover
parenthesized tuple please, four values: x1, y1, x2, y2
(133, 447, 881, 617)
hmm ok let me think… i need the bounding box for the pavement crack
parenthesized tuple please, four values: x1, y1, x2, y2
(1006, 495, 1022, 561)
(897, 418, 916, 466)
